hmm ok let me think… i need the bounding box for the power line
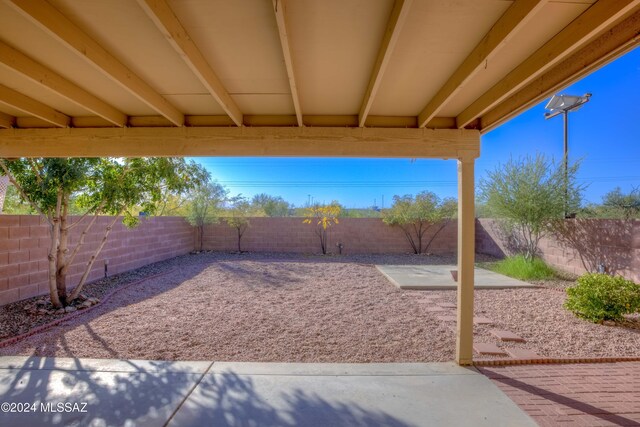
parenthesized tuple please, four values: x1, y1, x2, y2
(215, 176, 640, 189)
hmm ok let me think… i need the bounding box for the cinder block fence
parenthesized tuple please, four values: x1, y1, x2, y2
(1, 215, 638, 306)
(201, 217, 457, 255)
(0, 215, 194, 306)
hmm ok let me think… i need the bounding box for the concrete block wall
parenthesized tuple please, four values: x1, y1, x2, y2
(476, 218, 640, 282)
(0, 215, 194, 306)
(202, 217, 457, 255)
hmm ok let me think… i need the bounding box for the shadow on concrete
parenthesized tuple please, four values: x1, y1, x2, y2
(0, 357, 414, 427)
(168, 369, 415, 427)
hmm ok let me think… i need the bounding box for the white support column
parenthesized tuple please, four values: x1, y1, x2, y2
(456, 153, 475, 365)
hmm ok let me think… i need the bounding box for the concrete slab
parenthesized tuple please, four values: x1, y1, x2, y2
(376, 265, 539, 290)
(169, 362, 537, 427)
(0, 356, 211, 427)
(0, 357, 537, 427)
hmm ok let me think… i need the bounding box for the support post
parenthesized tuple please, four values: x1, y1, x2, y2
(563, 110, 568, 218)
(456, 154, 475, 365)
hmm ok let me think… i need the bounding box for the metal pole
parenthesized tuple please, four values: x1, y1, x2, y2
(563, 110, 568, 218)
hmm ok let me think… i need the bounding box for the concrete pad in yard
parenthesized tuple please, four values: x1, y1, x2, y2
(0, 357, 210, 427)
(376, 264, 539, 290)
(169, 362, 536, 427)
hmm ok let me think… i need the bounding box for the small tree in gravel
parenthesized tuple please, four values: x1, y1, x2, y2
(224, 196, 253, 253)
(383, 191, 456, 254)
(478, 154, 583, 260)
(187, 181, 227, 251)
(0, 157, 207, 308)
(303, 202, 341, 254)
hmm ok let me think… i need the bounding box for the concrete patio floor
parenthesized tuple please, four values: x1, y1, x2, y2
(376, 264, 539, 290)
(0, 356, 536, 426)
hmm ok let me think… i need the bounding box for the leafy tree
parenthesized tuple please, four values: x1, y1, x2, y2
(224, 196, 253, 252)
(302, 202, 341, 254)
(187, 181, 228, 251)
(383, 191, 456, 254)
(251, 193, 291, 217)
(601, 186, 640, 219)
(0, 158, 207, 308)
(2, 184, 33, 214)
(478, 154, 583, 260)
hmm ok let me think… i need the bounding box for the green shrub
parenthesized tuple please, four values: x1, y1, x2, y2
(565, 273, 640, 322)
(489, 255, 556, 280)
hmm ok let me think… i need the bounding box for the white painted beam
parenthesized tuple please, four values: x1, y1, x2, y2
(418, 0, 546, 128)
(137, 0, 243, 126)
(0, 111, 15, 129)
(8, 0, 184, 126)
(0, 41, 127, 127)
(480, 8, 640, 133)
(0, 127, 480, 158)
(456, 0, 640, 128)
(0, 84, 70, 128)
(359, 0, 412, 128)
(272, 0, 303, 127)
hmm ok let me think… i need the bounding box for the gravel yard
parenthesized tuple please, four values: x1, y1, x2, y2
(1, 252, 638, 362)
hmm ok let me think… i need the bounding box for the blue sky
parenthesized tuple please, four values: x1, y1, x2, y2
(195, 47, 640, 208)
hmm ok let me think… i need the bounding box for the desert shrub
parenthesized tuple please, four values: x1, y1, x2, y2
(565, 273, 640, 322)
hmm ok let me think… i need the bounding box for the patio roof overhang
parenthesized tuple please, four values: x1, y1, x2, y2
(0, 0, 638, 366)
(0, 0, 637, 158)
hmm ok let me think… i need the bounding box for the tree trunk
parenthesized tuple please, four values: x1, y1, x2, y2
(400, 226, 418, 254)
(48, 219, 62, 308)
(199, 225, 204, 251)
(55, 197, 70, 305)
(423, 220, 448, 254)
(237, 227, 242, 253)
(47, 192, 63, 308)
(68, 214, 120, 302)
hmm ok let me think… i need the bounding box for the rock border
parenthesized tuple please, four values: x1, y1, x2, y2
(0, 269, 176, 349)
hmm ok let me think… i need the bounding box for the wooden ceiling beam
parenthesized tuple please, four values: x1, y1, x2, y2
(8, 0, 184, 126)
(359, 0, 413, 127)
(0, 127, 480, 159)
(137, 0, 243, 126)
(456, 0, 640, 128)
(0, 84, 70, 128)
(0, 41, 127, 127)
(480, 9, 640, 133)
(418, 0, 547, 128)
(272, 0, 303, 127)
(0, 112, 16, 129)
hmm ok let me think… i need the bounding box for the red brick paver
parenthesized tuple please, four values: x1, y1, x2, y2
(505, 348, 542, 359)
(490, 329, 526, 342)
(478, 362, 640, 426)
(474, 342, 507, 356)
(473, 316, 494, 325)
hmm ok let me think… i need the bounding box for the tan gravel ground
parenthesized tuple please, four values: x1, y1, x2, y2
(0, 253, 457, 362)
(1, 252, 638, 361)
(420, 287, 640, 359)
